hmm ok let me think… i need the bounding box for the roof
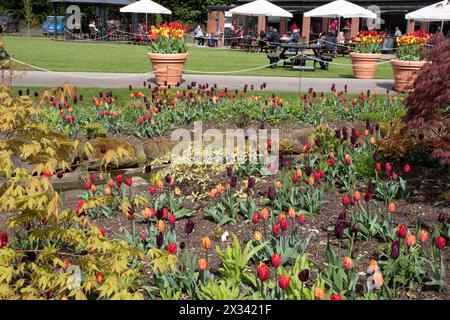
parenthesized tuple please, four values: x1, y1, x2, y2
(236, 0, 441, 12)
(48, 0, 133, 5)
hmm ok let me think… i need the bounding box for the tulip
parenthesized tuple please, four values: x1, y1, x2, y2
(396, 224, 407, 238)
(99, 227, 105, 237)
(404, 164, 410, 173)
(298, 214, 305, 225)
(253, 230, 263, 241)
(363, 191, 371, 202)
(330, 293, 342, 300)
(252, 212, 259, 224)
(280, 218, 288, 231)
(367, 259, 380, 274)
(96, 271, 104, 284)
(149, 185, 156, 195)
(391, 240, 400, 260)
(226, 167, 233, 177)
(342, 194, 350, 206)
(89, 174, 96, 183)
(351, 223, 360, 234)
(84, 181, 91, 190)
(388, 202, 396, 213)
(198, 258, 208, 271)
(419, 229, 428, 243)
(167, 243, 177, 255)
(375, 162, 381, 171)
(0, 231, 8, 247)
(372, 271, 384, 289)
(107, 179, 114, 187)
(201, 236, 211, 250)
(435, 236, 446, 250)
(271, 253, 281, 268)
(169, 213, 176, 225)
(230, 176, 237, 188)
(288, 208, 296, 220)
(140, 231, 147, 242)
(185, 220, 195, 235)
(405, 234, 416, 247)
(156, 180, 164, 189)
(174, 187, 181, 196)
(116, 175, 123, 187)
(272, 223, 280, 235)
(438, 212, 447, 223)
(314, 286, 326, 300)
(216, 183, 223, 193)
(275, 180, 282, 190)
(292, 174, 299, 184)
(257, 262, 270, 282)
(90, 185, 97, 194)
(261, 208, 269, 220)
(353, 191, 361, 201)
(209, 188, 217, 199)
(344, 154, 351, 165)
(278, 275, 290, 290)
(342, 256, 352, 270)
(157, 220, 165, 233)
(125, 177, 132, 187)
(298, 269, 309, 282)
(156, 232, 164, 248)
(247, 177, 255, 189)
(267, 186, 276, 200)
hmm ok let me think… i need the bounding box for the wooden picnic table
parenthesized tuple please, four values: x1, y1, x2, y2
(269, 43, 334, 71)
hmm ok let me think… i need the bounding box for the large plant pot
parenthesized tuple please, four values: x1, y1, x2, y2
(390, 59, 426, 93)
(349, 52, 382, 79)
(148, 52, 188, 87)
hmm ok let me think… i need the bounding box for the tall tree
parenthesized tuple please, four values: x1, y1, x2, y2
(23, 0, 33, 36)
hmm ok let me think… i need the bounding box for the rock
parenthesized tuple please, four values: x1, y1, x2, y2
(279, 127, 315, 152)
(88, 137, 139, 170)
(143, 139, 178, 160)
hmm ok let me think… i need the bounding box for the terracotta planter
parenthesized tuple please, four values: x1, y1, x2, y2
(349, 52, 382, 79)
(390, 59, 426, 93)
(148, 52, 188, 86)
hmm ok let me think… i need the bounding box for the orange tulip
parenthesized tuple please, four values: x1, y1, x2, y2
(342, 256, 352, 270)
(96, 271, 104, 284)
(90, 185, 97, 193)
(367, 259, 380, 274)
(209, 188, 217, 199)
(288, 208, 296, 219)
(388, 202, 396, 213)
(372, 271, 384, 289)
(405, 234, 416, 247)
(275, 180, 282, 190)
(201, 236, 211, 250)
(216, 183, 223, 193)
(157, 219, 165, 232)
(308, 176, 314, 185)
(174, 187, 181, 196)
(156, 180, 164, 189)
(261, 208, 269, 220)
(104, 187, 111, 196)
(370, 136, 376, 145)
(419, 229, 428, 243)
(314, 286, 326, 300)
(107, 179, 114, 187)
(198, 258, 208, 271)
(296, 168, 303, 177)
(353, 191, 361, 201)
(253, 230, 263, 241)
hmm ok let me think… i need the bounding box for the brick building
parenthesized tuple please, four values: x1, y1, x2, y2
(207, 0, 447, 45)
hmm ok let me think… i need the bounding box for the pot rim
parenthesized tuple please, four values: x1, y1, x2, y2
(148, 52, 189, 57)
(349, 52, 383, 58)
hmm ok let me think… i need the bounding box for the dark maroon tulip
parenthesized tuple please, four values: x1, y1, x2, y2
(267, 186, 276, 200)
(315, 138, 321, 148)
(367, 183, 375, 194)
(155, 209, 163, 220)
(305, 166, 312, 177)
(56, 171, 64, 179)
(230, 176, 237, 188)
(438, 212, 447, 223)
(298, 269, 309, 282)
(100, 145, 106, 154)
(226, 167, 233, 177)
(335, 129, 341, 139)
(247, 177, 255, 189)
(144, 165, 152, 174)
(156, 232, 164, 248)
(185, 219, 195, 235)
(165, 174, 171, 184)
(391, 240, 400, 260)
(179, 241, 186, 250)
(351, 223, 360, 234)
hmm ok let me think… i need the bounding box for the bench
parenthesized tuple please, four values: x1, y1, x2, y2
(291, 55, 316, 71)
(317, 55, 333, 70)
(267, 53, 280, 68)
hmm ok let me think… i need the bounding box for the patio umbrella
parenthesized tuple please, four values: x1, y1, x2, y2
(405, 0, 450, 31)
(120, 0, 171, 26)
(229, 0, 293, 18)
(304, 0, 376, 31)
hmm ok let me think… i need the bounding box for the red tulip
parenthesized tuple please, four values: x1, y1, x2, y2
(169, 213, 176, 224)
(396, 224, 407, 238)
(342, 194, 350, 206)
(278, 274, 290, 290)
(89, 174, 96, 183)
(435, 236, 446, 250)
(328, 158, 335, 166)
(273, 223, 280, 235)
(125, 177, 133, 187)
(140, 231, 147, 241)
(404, 164, 410, 173)
(298, 214, 305, 225)
(167, 243, 177, 255)
(292, 174, 299, 184)
(84, 181, 91, 190)
(116, 175, 123, 186)
(0, 231, 8, 247)
(375, 162, 381, 171)
(252, 212, 260, 224)
(330, 293, 342, 300)
(149, 185, 156, 195)
(99, 227, 105, 237)
(280, 218, 288, 231)
(256, 262, 270, 282)
(271, 253, 281, 268)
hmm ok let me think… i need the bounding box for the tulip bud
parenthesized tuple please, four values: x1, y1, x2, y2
(271, 253, 281, 268)
(257, 262, 270, 282)
(278, 274, 290, 290)
(435, 236, 446, 250)
(201, 236, 211, 250)
(298, 269, 309, 282)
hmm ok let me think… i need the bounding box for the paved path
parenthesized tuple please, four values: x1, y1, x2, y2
(11, 71, 395, 94)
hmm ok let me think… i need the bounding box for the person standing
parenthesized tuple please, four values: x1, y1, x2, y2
(394, 27, 402, 37)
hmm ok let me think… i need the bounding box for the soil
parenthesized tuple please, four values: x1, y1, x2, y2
(2, 119, 449, 300)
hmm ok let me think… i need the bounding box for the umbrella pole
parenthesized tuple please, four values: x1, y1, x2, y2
(441, 20, 444, 32)
(338, 16, 340, 33)
(146, 14, 148, 28)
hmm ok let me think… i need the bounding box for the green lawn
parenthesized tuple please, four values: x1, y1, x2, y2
(3, 36, 393, 79)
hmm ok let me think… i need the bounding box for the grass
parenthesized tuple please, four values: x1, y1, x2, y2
(2, 36, 393, 79)
(13, 86, 368, 104)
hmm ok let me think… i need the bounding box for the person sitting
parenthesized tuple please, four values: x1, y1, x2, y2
(195, 27, 205, 47)
(268, 28, 280, 46)
(394, 26, 402, 37)
(290, 28, 301, 44)
(323, 32, 337, 55)
(337, 31, 345, 44)
(290, 23, 299, 32)
(89, 21, 99, 39)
